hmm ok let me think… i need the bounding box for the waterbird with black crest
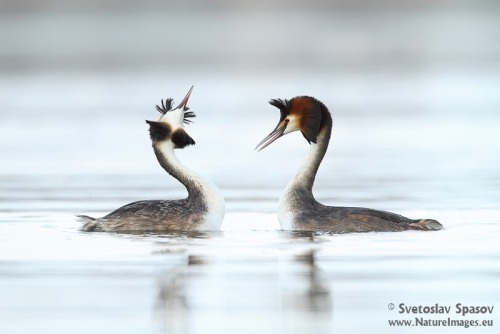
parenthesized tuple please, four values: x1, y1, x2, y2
(79, 86, 225, 232)
(256, 95, 442, 233)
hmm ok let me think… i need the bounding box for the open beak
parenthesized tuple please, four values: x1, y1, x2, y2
(176, 85, 194, 110)
(255, 121, 288, 151)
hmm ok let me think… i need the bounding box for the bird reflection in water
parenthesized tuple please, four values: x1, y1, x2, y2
(292, 249, 332, 313)
(155, 255, 205, 334)
(155, 234, 333, 334)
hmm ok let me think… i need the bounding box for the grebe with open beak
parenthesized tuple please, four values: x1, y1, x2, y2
(256, 96, 442, 233)
(79, 86, 225, 232)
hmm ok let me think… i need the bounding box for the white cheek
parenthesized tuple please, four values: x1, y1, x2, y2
(283, 115, 300, 134)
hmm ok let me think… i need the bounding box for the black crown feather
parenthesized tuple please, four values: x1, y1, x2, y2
(269, 98, 291, 123)
(155, 98, 196, 125)
(155, 98, 174, 114)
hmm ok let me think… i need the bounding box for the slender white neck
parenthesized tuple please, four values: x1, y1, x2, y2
(154, 140, 225, 212)
(278, 129, 330, 230)
(283, 130, 330, 196)
(293, 142, 322, 190)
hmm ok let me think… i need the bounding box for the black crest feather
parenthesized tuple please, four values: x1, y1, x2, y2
(269, 98, 291, 123)
(146, 120, 170, 142)
(156, 98, 174, 115)
(183, 111, 196, 124)
(171, 129, 196, 149)
(155, 98, 196, 125)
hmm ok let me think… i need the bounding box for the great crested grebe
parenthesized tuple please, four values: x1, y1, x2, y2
(256, 96, 442, 233)
(79, 86, 225, 232)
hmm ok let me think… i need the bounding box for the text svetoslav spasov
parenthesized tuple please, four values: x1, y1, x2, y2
(399, 303, 494, 316)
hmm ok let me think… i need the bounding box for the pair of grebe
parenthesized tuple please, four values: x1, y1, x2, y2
(79, 87, 442, 233)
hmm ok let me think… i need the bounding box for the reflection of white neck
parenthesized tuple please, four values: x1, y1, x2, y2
(154, 140, 225, 229)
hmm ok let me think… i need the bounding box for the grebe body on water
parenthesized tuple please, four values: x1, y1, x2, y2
(256, 96, 442, 233)
(79, 86, 225, 232)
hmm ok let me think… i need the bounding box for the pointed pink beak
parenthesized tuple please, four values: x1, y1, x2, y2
(176, 85, 194, 109)
(255, 120, 289, 151)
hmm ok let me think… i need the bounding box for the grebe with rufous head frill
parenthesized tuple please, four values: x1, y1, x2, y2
(256, 95, 442, 233)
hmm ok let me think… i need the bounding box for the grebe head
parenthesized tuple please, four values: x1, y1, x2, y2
(146, 86, 196, 149)
(256, 96, 325, 151)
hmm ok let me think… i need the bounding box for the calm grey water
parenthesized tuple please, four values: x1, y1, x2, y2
(1, 3, 500, 334)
